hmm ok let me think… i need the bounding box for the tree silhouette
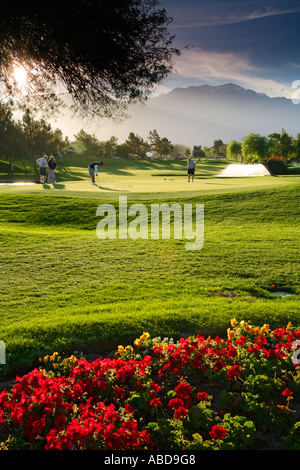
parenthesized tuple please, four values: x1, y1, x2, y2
(0, 0, 180, 117)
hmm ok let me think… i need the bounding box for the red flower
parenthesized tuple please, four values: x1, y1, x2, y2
(174, 406, 188, 419)
(197, 391, 209, 402)
(113, 386, 126, 399)
(174, 382, 192, 400)
(282, 388, 293, 398)
(168, 398, 184, 409)
(149, 381, 161, 394)
(54, 413, 66, 430)
(235, 336, 246, 346)
(226, 364, 242, 381)
(209, 425, 227, 441)
(124, 404, 134, 415)
(149, 398, 162, 408)
(185, 398, 193, 408)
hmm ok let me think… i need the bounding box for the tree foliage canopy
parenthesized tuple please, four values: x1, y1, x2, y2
(0, 0, 179, 116)
(241, 134, 269, 163)
(226, 140, 242, 161)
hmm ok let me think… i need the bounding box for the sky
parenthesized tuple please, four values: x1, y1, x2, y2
(50, 0, 300, 143)
(157, 0, 300, 98)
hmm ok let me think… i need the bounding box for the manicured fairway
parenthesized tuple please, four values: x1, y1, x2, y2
(1, 157, 299, 197)
(0, 158, 299, 377)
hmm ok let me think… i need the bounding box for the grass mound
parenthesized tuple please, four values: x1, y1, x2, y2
(0, 184, 299, 377)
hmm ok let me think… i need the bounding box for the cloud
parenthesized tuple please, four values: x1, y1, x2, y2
(168, 2, 300, 28)
(169, 48, 292, 98)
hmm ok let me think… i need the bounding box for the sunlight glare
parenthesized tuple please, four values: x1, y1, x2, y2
(13, 65, 27, 88)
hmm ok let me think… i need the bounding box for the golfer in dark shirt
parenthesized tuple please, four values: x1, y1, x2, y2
(88, 161, 103, 185)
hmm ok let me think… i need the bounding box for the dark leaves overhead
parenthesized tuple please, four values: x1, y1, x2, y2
(0, 0, 180, 116)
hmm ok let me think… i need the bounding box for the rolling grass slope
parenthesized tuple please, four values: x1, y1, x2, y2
(0, 178, 299, 376)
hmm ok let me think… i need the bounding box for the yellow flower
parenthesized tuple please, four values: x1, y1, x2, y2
(134, 338, 142, 348)
(117, 345, 125, 355)
(140, 332, 150, 341)
(231, 318, 238, 327)
(227, 328, 235, 340)
(259, 324, 270, 335)
(287, 321, 292, 329)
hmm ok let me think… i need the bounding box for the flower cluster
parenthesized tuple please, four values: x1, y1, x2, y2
(0, 320, 299, 450)
(264, 155, 285, 162)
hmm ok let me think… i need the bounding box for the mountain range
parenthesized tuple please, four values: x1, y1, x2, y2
(57, 83, 300, 148)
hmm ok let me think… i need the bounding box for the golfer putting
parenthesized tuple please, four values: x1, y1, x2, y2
(187, 157, 196, 182)
(36, 154, 48, 183)
(88, 161, 103, 185)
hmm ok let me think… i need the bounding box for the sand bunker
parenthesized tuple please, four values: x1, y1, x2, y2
(0, 182, 37, 186)
(217, 164, 271, 177)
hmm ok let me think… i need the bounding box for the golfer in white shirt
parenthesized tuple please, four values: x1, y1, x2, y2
(36, 155, 48, 183)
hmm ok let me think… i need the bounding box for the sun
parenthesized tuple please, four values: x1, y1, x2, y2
(13, 65, 27, 88)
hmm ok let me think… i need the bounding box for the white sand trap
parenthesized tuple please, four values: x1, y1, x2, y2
(0, 182, 37, 186)
(217, 164, 271, 177)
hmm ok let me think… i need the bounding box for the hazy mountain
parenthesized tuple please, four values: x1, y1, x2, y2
(57, 83, 300, 147)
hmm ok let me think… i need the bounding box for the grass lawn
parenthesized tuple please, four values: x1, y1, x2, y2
(0, 157, 299, 377)
(1, 156, 300, 197)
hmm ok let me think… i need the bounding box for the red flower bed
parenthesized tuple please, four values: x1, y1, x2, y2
(0, 321, 300, 450)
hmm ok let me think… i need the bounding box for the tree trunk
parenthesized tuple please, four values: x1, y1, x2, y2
(32, 155, 37, 170)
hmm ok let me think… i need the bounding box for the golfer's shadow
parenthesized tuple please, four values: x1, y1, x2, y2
(96, 185, 125, 192)
(42, 183, 65, 189)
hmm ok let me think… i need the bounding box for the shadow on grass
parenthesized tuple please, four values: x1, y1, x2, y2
(42, 183, 66, 190)
(96, 185, 123, 192)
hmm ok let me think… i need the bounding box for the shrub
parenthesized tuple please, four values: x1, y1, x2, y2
(263, 156, 288, 174)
